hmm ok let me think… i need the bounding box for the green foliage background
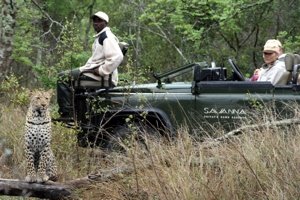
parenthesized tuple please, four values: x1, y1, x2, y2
(8, 0, 300, 87)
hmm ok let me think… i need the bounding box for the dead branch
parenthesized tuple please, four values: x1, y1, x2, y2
(0, 164, 141, 199)
(202, 118, 300, 148)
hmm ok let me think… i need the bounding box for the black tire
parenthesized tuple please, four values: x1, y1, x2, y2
(106, 122, 159, 152)
(77, 129, 107, 148)
(77, 131, 90, 147)
(106, 125, 131, 151)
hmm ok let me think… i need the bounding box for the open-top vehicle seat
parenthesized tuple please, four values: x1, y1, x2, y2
(277, 53, 300, 85)
(75, 42, 129, 90)
(291, 54, 300, 84)
(73, 42, 129, 126)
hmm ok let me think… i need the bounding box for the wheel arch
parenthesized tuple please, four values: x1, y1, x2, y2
(104, 107, 175, 136)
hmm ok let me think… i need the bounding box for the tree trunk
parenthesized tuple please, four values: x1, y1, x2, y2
(0, 0, 17, 80)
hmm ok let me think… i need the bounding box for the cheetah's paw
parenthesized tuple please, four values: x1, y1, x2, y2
(37, 174, 49, 183)
(25, 175, 37, 183)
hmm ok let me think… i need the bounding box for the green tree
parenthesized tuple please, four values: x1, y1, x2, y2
(0, 0, 17, 79)
(7, 0, 300, 87)
(139, 0, 300, 73)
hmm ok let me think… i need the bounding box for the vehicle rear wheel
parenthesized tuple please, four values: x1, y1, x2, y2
(106, 122, 159, 152)
(77, 129, 107, 148)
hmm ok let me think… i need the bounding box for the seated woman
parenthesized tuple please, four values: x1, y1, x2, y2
(251, 39, 287, 85)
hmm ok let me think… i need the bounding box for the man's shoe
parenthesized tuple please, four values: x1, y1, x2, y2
(65, 121, 76, 127)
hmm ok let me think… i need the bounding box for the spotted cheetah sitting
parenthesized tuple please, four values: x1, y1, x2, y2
(24, 90, 57, 183)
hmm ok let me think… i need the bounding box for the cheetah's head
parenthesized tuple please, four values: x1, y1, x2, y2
(30, 90, 53, 113)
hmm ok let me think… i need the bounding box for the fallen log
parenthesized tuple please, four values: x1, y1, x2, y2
(0, 179, 71, 199)
(0, 165, 138, 199)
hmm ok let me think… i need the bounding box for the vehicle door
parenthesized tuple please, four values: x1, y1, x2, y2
(193, 81, 274, 136)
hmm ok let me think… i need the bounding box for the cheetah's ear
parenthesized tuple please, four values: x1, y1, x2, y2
(46, 89, 54, 97)
(29, 89, 35, 97)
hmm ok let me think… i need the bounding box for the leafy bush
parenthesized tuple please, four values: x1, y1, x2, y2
(0, 74, 30, 107)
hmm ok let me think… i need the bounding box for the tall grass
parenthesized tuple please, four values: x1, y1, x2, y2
(1, 100, 300, 200)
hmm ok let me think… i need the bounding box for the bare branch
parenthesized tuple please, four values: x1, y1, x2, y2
(218, 31, 237, 52)
(154, 25, 188, 63)
(30, 0, 64, 42)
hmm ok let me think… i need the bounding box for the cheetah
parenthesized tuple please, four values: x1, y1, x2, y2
(24, 90, 57, 183)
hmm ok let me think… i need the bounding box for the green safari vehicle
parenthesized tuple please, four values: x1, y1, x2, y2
(70, 55, 300, 148)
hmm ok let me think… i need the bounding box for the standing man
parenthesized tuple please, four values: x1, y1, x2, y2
(251, 39, 286, 85)
(56, 11, 124, 120)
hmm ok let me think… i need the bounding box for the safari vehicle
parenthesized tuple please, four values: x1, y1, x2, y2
(71, 53, 300, 147)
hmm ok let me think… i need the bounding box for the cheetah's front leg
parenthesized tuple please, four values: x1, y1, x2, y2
(36, 147, 50, 183)
(24, 148, 37, 182)
(46, 149, 58, 181)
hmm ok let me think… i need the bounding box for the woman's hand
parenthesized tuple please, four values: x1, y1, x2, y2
(250, 68, 261, 81)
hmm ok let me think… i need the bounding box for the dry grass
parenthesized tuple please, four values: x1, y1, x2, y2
(1, 101, 300, 200)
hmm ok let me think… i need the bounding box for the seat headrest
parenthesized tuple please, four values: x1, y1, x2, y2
(294, 54, 300, 65)
(284, 53, 295, 71)
(119, 42, 129, 56)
